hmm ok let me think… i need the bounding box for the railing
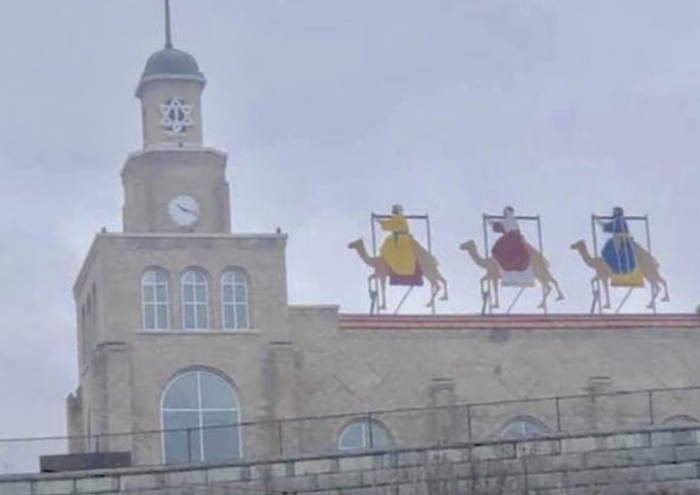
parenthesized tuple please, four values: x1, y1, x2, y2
(3, 384, 700, 475)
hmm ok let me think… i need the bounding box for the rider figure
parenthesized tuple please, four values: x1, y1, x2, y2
(378, 205, 421, 285)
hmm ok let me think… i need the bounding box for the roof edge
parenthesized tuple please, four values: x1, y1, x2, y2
(338, 313, 700, 330)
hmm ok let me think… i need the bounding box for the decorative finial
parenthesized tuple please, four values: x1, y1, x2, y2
(164, 0, 173, 48)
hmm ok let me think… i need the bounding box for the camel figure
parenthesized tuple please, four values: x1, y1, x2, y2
(570, 240, 669, 309)
(348, 239, 448, 309)
(459, 240, 564, 309)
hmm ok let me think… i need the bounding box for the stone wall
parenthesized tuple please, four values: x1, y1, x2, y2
(6, 423, 700, 494)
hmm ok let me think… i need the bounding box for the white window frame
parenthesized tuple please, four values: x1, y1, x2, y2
(337, 418, 392, 451)
(160, 370, 242, 464)
(500, 416, 550, 440)
(141, 268, 170, 330)
(181, 269, 209, 330)
(221, 269, 250, 330)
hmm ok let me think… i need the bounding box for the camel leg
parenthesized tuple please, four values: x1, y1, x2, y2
(535, 264, 565, 302)
(438, 275, 448, 301)
(367, 274, 377, 300)
(537, 283, 551, 309)
(492, 278, 501, 308)
(601, 278, 611, 309)
(646, 283, 660, 309)
(660, 277, 670, 302)
(379, 275, 387, 310)
(426, 281, 439, 308)
(480, 276, 491, 307)
(368, 274, 383, 310)
(551, 277, 565, 301)
(591, 276, 610, 309)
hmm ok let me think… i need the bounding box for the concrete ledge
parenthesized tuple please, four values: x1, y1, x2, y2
(7, 424, 700, 494)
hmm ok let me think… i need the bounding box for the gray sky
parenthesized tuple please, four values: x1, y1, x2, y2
(0, 0, 699, 469)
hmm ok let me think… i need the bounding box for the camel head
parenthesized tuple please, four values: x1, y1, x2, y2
(570, 240, 586, 251)
(459, 240, 477, 251)
(347, 239, 364, 250)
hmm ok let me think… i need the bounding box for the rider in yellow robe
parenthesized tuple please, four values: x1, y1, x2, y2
(379, 205, 417, 278)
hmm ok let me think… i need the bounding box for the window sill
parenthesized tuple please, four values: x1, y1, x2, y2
(137, 329, 261, 336)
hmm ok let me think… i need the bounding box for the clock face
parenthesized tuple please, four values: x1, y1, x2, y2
(168, 195, 200, 227)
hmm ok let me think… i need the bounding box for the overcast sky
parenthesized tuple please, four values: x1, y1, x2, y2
(1, 0, 699, 471)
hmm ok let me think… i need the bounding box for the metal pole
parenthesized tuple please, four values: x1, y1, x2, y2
(394, 286, 414, 315)
(591, 214, 602, 314)
(644, 215, 656, 314)
(371, 213, 379, 315)
(277, 420, 283, 456)
(466, 405, 473, 441)
(187, 428, 192, 462)
(367, 413, 374, 448)
(648, 391, 655, 425)
(482, 214, 492, 313)
(426, 214, 436, 315)
(536, 215, 547, 314)
(506, 287, 526, 314)
(426, 214, 433, 254)
(164, 0, 173, 48)
(644, 215, 652, 253)
(555, 397, 562, 431)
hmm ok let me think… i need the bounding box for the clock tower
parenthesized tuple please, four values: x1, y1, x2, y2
(67, 4, 292, 463)
(121, 39, 231, 233)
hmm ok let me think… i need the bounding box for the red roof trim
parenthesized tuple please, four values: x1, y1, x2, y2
(338, 313, 700, 330)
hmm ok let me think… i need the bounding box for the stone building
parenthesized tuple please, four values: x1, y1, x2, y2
(65, 35, 700, 468)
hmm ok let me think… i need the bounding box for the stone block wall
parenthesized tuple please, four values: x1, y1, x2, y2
(7, 424, 700, 494)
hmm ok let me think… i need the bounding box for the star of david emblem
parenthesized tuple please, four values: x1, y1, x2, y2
(159, 98, 194, 136)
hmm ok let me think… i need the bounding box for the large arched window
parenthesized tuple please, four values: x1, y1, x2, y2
(142, 268, 169, 330)
(337, 418, 393, 451)
(500, 416, 550, 440)
(161, 370, 242, 464)
(221, 269, 250, 330)
(181, 269, 209, 330)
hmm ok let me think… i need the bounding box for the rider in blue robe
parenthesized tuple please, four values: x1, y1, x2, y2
(600, 207, 636, 275)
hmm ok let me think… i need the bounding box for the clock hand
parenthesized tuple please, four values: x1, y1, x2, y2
(176, 204, 196, 215)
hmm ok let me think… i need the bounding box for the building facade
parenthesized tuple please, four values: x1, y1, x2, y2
(66, 39, 700, 467)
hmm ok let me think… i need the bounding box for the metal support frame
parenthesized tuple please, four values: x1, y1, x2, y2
(589, 214, 654, 314)
(481, 213, 545, 315)
(369, 212, 433, 315)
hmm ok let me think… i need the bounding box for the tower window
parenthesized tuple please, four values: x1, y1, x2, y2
(221, 269, 250, 330)
(181, 269, 209, 330)
(337, 418, 393, 451)
(161, 369, 242, 464)
(142, 268, 170, 330)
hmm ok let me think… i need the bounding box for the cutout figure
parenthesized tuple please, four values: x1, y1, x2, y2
(488, 206, 535, 287)
(378, 205, 422, 286)
(597, 207, 643, 287)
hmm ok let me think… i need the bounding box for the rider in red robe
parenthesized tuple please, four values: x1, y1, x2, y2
(491, 206, 530, 271)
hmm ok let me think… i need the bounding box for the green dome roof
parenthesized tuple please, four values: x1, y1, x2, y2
(141, 47, 202, 78)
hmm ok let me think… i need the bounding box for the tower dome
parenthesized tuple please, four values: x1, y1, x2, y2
(136, 45, 206, 98)
(142, 47, 202, 79)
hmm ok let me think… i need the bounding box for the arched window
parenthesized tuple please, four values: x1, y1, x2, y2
(661, 415, 698, 445)
(161, 370, 241, 464)
(500, 416, 550, 440)
(142, 269, 169, 330)
(338, 418, 392, 451)
(221, 269, 250, 330)
(181, 269, 209, 330)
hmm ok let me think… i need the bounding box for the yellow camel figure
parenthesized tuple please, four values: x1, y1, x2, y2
(348, 238, 448, 309)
